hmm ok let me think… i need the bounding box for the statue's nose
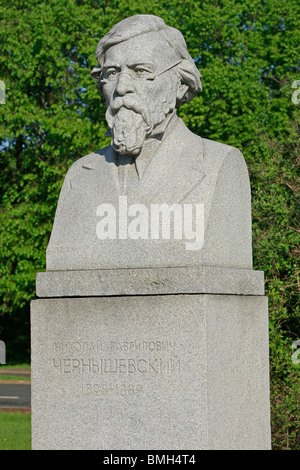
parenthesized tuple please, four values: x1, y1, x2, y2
(115, 71, 135, 96)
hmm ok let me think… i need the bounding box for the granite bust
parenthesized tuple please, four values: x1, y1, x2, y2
(46, 15, 253, 271)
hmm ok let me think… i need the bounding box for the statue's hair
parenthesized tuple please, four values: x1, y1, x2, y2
(91, 15, 202, 106)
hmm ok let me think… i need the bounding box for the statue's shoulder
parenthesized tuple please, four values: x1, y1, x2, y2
(178, 119, 245, 166)
(201, 137, 244, 160)
(199, 136, 250, 200)
(200, 137, 248, 176)
(65, 145, 114, 176)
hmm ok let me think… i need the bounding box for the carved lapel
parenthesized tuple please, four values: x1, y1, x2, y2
(127, 118, 206, 205)
(82, 119, 206, 208)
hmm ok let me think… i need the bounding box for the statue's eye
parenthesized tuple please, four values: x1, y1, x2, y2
(133, 67, 156, 81)
(135, 67, 148, 75)
(105, 68, 119, 80)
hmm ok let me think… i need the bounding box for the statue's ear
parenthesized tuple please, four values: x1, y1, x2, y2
(91, 66, 101, 80)
(175, 58, 202, 106)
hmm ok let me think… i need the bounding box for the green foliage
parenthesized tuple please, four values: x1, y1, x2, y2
(0, 0, 299, 448)
(251, 122, 300, 450)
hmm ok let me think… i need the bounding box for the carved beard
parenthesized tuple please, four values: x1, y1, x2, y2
(105, 94, 175, 156)
(105, 95, 153, 155)
(106, 105, 151, 156)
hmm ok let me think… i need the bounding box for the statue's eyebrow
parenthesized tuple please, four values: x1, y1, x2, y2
(103, 62, 154, 70)
(127, 62, 154, 69)
(102, 63, 120, 69)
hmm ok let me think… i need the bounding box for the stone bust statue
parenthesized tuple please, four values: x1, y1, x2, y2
(46, 15, 253, 271)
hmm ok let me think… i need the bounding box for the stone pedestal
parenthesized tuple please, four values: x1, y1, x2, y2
(31, 267, 271, 450)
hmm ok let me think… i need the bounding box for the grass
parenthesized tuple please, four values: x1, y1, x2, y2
(0, 411, 31, 450)
(0, 363, 31, 382)
(0, 363, 31, 450)
(0, 374, 30, 381)
(0, 364, 30, 369)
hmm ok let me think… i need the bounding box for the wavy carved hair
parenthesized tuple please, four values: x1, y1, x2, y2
(91, 15, 202, 108)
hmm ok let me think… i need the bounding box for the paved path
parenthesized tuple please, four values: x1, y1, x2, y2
(0, 383, 31, 410)
(0, 369, 31, 411)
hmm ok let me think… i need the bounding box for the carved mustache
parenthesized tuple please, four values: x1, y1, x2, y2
(108, 95, 152, 130)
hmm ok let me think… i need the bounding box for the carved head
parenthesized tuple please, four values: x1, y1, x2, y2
(91, 15, 202, 155)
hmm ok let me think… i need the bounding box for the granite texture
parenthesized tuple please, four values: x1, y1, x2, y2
(46, 129, 252, 271)
(36, 266, 264, 298)
(31, 15, 271, 451)
(46, 15, 252, 272)
(31, 294, 271, 450)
